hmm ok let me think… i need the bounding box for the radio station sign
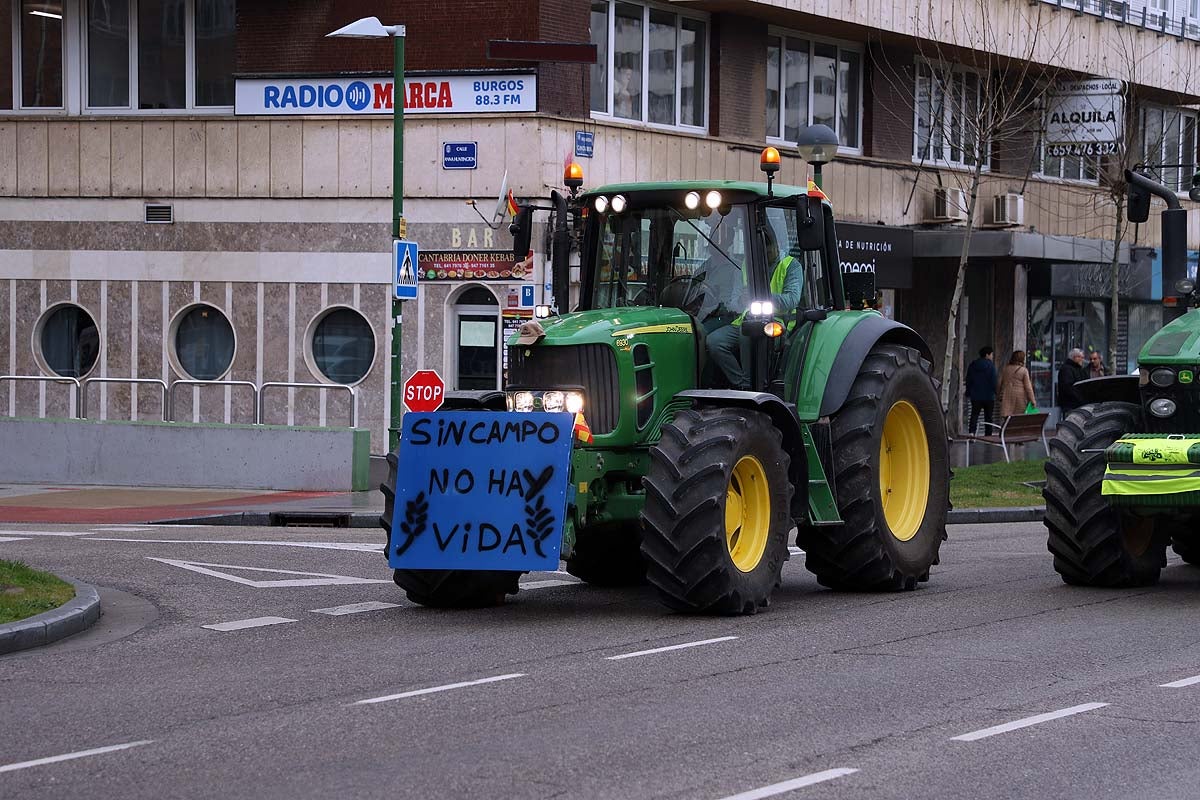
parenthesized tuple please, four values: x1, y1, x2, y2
(1045, 79, 1124, 145)
(418, 250, 531, 282)
(235, 74, 536, 116)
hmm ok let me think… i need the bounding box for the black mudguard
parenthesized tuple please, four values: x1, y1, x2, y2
(819, 316, 933, 417)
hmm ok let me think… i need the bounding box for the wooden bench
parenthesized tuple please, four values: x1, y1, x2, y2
(961, 412, 1050, 466)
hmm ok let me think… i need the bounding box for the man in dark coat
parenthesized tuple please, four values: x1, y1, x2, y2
(1057, 348, 1090, 417)
(965, 346, 997, 435)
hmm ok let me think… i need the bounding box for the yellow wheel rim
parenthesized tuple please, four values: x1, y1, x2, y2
(879, 400, 930, 542)
(726, 455, 771, 573)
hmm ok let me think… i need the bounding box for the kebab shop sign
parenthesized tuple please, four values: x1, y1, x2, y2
(235, 74, 536, 116)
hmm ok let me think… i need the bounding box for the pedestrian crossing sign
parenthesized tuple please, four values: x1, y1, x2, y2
(394, 240, 419, 300)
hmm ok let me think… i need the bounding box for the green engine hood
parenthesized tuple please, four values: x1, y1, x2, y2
(507, 306, 696, 348)
(1139, 309, 1200, 365)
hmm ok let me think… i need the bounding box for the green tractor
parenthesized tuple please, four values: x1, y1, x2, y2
(381, 146, 950, 614)
(1044, 168, 1200, 586)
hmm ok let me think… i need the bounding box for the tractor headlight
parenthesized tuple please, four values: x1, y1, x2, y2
(565, 391, 585, 414)
(704, 190, 722, 209)
(542, 391, 565, 412)
(610, 194, 627, 214)
(1149, 398, 1177, 418)
(1150, 368, 1176, 387)
(684, 191, 701, 210)
(512, 391, 535, 412)
(594, 195, 608, 213)
(749, 300, 774, 318)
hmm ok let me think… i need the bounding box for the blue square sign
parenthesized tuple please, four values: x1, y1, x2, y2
(394, 240, 419, 300)
(575, 130, 594, 159)
(520, 285, 535, 308)
(443, 141, 477, 170)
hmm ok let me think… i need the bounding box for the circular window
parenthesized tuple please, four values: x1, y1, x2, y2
(37, 304, 100, 378)
(308, 307, 376, 385)
(172, 304, 235, 380)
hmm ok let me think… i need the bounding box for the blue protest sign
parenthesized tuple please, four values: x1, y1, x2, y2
(388, 411, 574, 572)
(394, 240, 419, 300)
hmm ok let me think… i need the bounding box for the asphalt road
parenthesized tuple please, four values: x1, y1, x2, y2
(3, 520, 1200, 799)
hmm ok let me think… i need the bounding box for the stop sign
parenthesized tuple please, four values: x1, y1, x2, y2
(403, 370, 445, 413)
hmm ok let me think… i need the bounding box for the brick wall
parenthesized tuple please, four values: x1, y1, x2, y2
(534, 0, 590, 118)
(710, 13, 767, 142)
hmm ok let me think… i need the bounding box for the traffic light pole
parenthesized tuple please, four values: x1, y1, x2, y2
(390, 32, 406, 452)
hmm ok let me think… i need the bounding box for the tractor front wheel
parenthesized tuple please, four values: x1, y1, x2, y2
(640, 407, 792, 614)
(1043, 402, 1166, 587)
(800, 343, 949, 590)
(380, 450, 522, 608)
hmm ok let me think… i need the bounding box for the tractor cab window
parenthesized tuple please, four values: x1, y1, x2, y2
(764, 205, 829, 311)
(592, 204, 750, 327)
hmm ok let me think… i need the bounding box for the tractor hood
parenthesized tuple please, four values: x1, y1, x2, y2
(509, 306, 696, 348)
(1139, 309, 1200, 366)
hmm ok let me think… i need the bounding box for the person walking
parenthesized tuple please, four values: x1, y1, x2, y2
(998, 350, 1037, 418)
(1087, 351, 1107, 379)
(964, 346, 997, 435)
(1057, 348, 1090, 417)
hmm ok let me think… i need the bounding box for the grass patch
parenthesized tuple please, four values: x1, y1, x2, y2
(0, 560, 75, 625)
(951, 458, 1048, 509)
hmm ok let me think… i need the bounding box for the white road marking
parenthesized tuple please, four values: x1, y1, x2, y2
(310, 601, 400, 616)
(93, 537, 379, 553)
(147, 557, 390, 588)
(519, 579, 579, 590)
(950, 702, 1109, 742)
(0, 536, 30, 543)
(201, 616, 298, 632)
(0, 740, 153, 774)
(1160, 674, 1200, 688)
(788, 546, 805, 556)
(606, 635, 739, 661)
(716, 768, 859, 800)
(0, 530, 93, 537)
(354, 673, 526, 705)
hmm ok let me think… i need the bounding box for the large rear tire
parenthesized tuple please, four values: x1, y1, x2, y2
(380, 450, 521, 608)
(1043, 402, 1166, 587)
(640, 407, 792, 614)
(566, 524, 646, 586)
(799, 343, 949, 590)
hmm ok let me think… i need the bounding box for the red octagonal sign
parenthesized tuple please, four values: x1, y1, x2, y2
(403, 370, 445, 413)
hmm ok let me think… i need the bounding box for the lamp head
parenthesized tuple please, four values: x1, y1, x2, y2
(326, 16, 404, 39)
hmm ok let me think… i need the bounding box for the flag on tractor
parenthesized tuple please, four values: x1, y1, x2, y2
(506, 189, 519, 218)
(573, 412, 593, 444)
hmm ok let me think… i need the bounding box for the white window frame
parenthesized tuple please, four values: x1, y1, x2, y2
(5, 0, 82, 114)
(588, 0, 709, 133)
(764, 27, 863, 155)
(1035, 140, 1101, 185)
(81, 0, 234, 114)
(1141, 104, 1199, 196)
(911, 58, 991, 171)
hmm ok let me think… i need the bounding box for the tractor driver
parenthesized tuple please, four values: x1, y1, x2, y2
(705, 227, 803, 390)
(693, 212, 747, 332)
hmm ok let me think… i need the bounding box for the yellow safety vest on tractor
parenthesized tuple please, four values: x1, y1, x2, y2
(1102, 435, 1200, 504)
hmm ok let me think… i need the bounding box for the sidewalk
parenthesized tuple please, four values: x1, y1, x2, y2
(0, 484, 383, 526)
(0, 483, 1039, 527)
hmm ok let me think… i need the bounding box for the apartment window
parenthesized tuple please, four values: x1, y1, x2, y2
(589, 1, 706, 130)
(172, 303, 235, 380)
(766, 34, 861, 150)
(1142, 106, 1198, 194)
(37, 304, 100, 378)
(87, 0, 234, 110)
(913, 61, 989, 168)
(1, 1, 66, 109)
(308, 308, 375, 386)
(1038, 143, 1100, 183)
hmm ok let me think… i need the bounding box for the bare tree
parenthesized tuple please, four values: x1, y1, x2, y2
(870, 0, 1071, 429)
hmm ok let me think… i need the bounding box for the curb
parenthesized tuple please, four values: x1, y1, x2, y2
(0, 578, 102, 655)
(947, 507, 1045, 524)
(159, 511, 382, 528)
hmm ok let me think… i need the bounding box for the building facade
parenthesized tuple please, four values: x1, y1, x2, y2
(3, 0, 1200, 451)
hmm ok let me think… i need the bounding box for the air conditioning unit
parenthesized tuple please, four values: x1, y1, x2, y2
(993, 193, 1025, 226)
(931, 187, 967, 222)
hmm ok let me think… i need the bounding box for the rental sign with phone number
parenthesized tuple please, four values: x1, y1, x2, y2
(235, 74, 537, 116)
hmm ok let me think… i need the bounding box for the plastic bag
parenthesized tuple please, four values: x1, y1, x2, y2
(1025, 402, 1038, 414)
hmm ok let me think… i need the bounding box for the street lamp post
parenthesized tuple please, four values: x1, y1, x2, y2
(795, 123, 839, 189)
(327, 17, 406, 451)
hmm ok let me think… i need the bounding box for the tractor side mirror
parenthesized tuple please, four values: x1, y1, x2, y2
(1127, 180, 1151, 224)
(795, 194, 825, 251)
(510, 206, 532, 260)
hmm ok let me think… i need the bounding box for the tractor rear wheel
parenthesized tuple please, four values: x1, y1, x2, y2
(380, 450, 521, 608)
(799, 343, 949, 590)
(1043, 402, 1166, 587)
(640, 407, 792, 614)
(566, 524, 646, 586)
